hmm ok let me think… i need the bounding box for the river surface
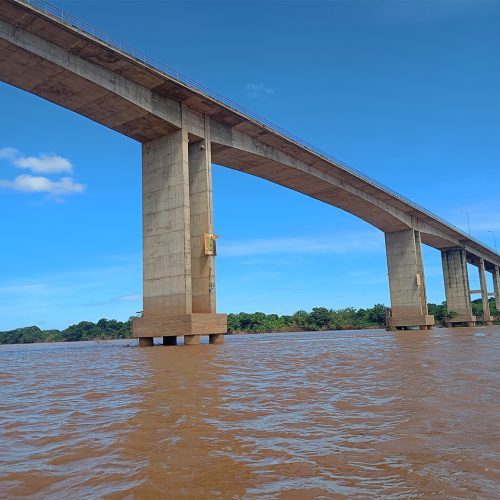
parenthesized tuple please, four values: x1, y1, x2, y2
(1, 328, 499, 499)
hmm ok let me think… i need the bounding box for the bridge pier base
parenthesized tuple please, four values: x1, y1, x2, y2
(441, 248, 476, 326)
(385, 229, 434, 330)
(133, 115, 227, 346)
(184, 335, 201, 345)
(138, 337, 154, 347)
(209, 333, 225, 344)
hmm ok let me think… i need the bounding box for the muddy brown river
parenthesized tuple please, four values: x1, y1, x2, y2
(1, 328, 499, 498)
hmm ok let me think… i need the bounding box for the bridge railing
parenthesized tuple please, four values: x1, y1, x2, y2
(16, 0, 499, 258)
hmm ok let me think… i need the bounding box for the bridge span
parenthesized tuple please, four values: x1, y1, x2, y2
(1, 0, 499, 343)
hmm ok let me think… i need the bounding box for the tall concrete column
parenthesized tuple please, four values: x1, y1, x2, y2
(478, 258, 493, 325)
(142, 128, 192, 318)
(133, 112, 227, 344)
(189, 115, 215, 315)
(494, 265, 500, 313)
(385, 229, 434, 330)
(441, 248, 476, 326)
(189, 116, 224, 345)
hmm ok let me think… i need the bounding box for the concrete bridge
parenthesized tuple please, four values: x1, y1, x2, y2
(1, 0, 499, 345)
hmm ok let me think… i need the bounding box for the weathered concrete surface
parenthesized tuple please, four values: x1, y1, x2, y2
(0, 16, 180, 141)
(494, 265, 500, 312)
(478, 258, 494, 326)
(138, 337, 154, 347)
(441, 249, 476, 326)
(385, 230, 434, 329)
(133, 313, 227, 338)
(189, 115, 216, 315)
(184, 334, 200, 346)
(141, 128, 192, 317)
(209, 334, 225, 344)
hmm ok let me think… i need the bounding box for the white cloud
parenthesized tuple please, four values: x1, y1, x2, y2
(14, 154, 72, 173)
(0, 146, 84, 199)
(245, 83, 275, 99)
(0, 147, 18, 160)
(0, 174, 85, 195)
(0, 148, 73, 173)
(220, 231, 384, 257)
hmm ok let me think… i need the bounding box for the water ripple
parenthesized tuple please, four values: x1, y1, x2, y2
(1, 329, 499, 498)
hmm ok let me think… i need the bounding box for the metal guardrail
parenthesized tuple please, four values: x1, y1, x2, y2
(15, 0, 499, 258)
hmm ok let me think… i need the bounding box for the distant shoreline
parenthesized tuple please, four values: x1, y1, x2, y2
(1, 301, 497, 345)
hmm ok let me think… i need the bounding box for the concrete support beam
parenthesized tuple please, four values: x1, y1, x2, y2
(493, 265, 500, 313)
(0, 19, 182, 141)
(478, 258, 493, 325)
(385, 229, 434, 330)
(189, 115, 216, 314)
(441, 248, 476, 326)
(142, 127, 192, 317)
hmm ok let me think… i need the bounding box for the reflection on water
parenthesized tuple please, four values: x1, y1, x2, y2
(1, 328, 499, 498)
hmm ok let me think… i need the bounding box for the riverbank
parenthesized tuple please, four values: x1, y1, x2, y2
(1, 301, 498, 344)
(0, 305, 387, 345)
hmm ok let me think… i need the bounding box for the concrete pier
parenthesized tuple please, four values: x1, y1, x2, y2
(493, 265, 500, 312)
(189, 115, 216, 316)
(142, 128, 191, 318)
(132, 112, 226, 345)
(209, 334, 225, 344)
(385, 230, 434, 330)
(441, 248, 476, 326)
(184, 335, 201, 345)
(478, 258, 494, 325)
(139, 337, 154, 347)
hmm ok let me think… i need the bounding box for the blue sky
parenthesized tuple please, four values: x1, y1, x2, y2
(1, 0, 499, 330)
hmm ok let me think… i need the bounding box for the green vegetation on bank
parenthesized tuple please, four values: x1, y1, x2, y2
(227, 304, 388, 333)
(428, 298, 499, 323)
(0, 299, 498, 345)
(0, 318, 132, 345)
(227, 299, 498, 333)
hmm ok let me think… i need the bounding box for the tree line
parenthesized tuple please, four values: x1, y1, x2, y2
(0, 299, 497, 345)
(428, 298, 498, 322)
(227, 304, 388, 333)
(227, 299, 497, 333)
(0, 318, 132, 345)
